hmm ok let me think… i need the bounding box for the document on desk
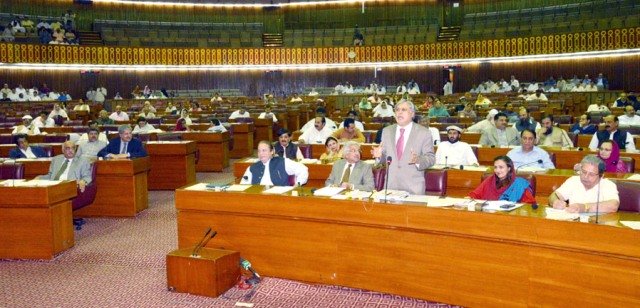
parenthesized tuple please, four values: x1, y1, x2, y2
(626, 174, 640, 181)
(0, 179, 25, 186)
(184, 183, 208, 191)
(545, 208, 580, 221)
(517, 166, 547, 173)
(262, 186, 294, 194)
(403, 195, 436, 204)
(428, 197, 471, 207)
(13, 179, 61, 187)
(300, 158, 319, 164)
(481, 200, 523, 211)
(226, 184, 251, 192)
(313, 186, 345, 197)
(620, 221, 640, 230)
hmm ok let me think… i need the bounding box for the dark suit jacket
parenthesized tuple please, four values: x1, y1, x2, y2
(9, 146, 48, 159)
(98, 137, 147, 158)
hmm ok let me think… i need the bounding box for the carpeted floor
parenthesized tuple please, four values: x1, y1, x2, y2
(0, 169, 454, 307)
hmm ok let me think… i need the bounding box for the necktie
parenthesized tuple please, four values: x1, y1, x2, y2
(120, 142, 128, 154)
(53, 159, 69, 180)
(396, 128, 405, 160)
(341, 164, 352, 184)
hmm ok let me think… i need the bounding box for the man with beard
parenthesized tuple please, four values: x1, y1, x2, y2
(298, 116, 334, 144)
(513, 107, 541, 132)
(273, 128, 303, 160)
(479, 112, 520, 147)
(588, 115, 636, 151)
(434, 125, 478, 166)
(76, 126, 107, 161)
(507, 129, 555, 170)
(536, 115, 573, 147)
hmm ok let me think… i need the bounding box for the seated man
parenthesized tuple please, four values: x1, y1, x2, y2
(228, 108, 251, 120)
(73, 99, 90, 112)
(77, 121, 109, 144)
(338, 110, 365, 131)
(38, 141, 92, 192)
(109, 105, 130, 122)
(98, 125, 147, 159)
(95, 110, 115, 125)
(331, 118, 365, 143)
(513, 107, 541, 132)
(12, 115, 41, 135)
(132, 117, 156, 134)
(325, 141, 374, 191)
(467, 109, 499, 133)
(427, 99, 450, 117)
(32, 111, 55, 128)
(549, 155, 619, 213)
(207, 118, 227, 133)
(298, 116, 334, 144)
(273, 128, 303, 160)
(536, 115, 573, 147)
(435, 125, 479, 166)
(75, 127, 107, 161)
(240, 140, 308, 186)
(618, 105, 640, 126)
(569, 114, 597, 135)
(9, 134, 48, 159)
(258, 106, 278, 123)
(479, 112, 520, 147)
(589, 115, 636, 151)
(300, 107, 337, 133)
(506, 129, 555, 170)
(586, 98, 610, 114)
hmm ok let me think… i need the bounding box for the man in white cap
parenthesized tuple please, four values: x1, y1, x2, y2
(466, 109, 499, 133)
(435, 125, 479, 166)
(12, 115, 41, 135)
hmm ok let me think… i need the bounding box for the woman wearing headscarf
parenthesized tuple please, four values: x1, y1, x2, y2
(597, 140, 629, 173)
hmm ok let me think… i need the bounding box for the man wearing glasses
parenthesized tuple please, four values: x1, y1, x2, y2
(549, 155, 619, 213)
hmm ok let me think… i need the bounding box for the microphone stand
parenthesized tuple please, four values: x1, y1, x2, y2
(384, 157, 391, 203)
(443, 156, 449, 170)
(595, 178, 601, 224)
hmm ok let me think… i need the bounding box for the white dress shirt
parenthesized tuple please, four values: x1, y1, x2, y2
(240, 158, 309, 185)
(435, 141, 478, 166)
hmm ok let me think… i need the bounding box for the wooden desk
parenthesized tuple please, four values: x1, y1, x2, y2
(146, 141, 197, 190)
(75, 158, 150, 217)
(253, 118, 273, 147)
(229, 123, 254, 158)
(181, 132, 229, 172)
(175, 186, 640, 307)
(15, 158, 52, 179)
(0, 181, 76, 259)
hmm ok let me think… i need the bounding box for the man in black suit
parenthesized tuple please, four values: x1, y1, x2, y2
(98, 124, 147, 159)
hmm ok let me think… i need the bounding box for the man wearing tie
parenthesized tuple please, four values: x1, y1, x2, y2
(98, 124, 148, 159)
(39, 141, 92, 192)
(371, 100, 435, 195)
(325, 141, 375, 191)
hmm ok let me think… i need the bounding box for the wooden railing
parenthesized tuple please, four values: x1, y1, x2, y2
(0, 28, 638, 66)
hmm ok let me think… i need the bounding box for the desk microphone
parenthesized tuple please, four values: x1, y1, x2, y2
(191, 227, 212, 257)
(516, 159, 543, 172)
(240, 257, 261, 280)
(193, 231, 217, 257)
(443, 156, 449, 169)
(595, 177, 601, 224)
(384, 156, 392, 203)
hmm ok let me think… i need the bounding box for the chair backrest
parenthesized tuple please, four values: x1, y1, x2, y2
(134, 133, 152, 142)
(63, 120, 83, 126)
(0, 162, 24, 179)
(615, 181, 640, 212)
(36, 144, 54, 157)
(288, 175, 296, 186)
(0, 134, 13, 144)
(620, 157, 635, 173)
(425, 169, 447, 196)
(548, 152, 556, 166)
(372, 167, 386, 191)
(146, 118, 162, 125)
(43, 134, 69, 143)
(298, 144, 312, 159)
(481, 172, 536, 196)
(157, 132, 183, 141)
(72, 162, 98, 211)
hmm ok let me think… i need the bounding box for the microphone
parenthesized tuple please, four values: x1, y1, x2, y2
(595, 176, 601, 224)
(191, 227, 212, 257)
(193, 231, 217, 257)
(240, 257, 261, 280)
(384, 156, 392, 203)
(516, 159, 543, 172)
(443, 156, 449, 169)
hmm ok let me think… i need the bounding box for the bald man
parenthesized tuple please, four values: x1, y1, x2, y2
(39, 141, 93, 192)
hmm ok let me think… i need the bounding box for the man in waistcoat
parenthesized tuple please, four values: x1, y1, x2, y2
(240, 140, 308, 186)
(588, 115, 636, 151)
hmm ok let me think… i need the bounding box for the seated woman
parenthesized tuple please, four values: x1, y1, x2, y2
(319, 137, 342, 163)
(598, 140, 629, 173)
(174, 118, 190, 132)
(469, 155, 536, 203)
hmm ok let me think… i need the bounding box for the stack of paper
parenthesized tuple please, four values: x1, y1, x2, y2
(620, 221, 640, 230)
(263, 186, 295, 194)
(313, 186, 345, 197)
(300, 158, 319, 164)
(481, 200, 523, 211)
(225, 185, 251, 192)
(545, 208, 580, 221)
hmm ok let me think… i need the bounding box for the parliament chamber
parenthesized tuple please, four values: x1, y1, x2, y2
(1, 0, 640, 307)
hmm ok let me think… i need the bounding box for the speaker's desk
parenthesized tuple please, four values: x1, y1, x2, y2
(0, 180, 76, 259)
(145, 141, 197, 190)
(175, 185, 640, 307)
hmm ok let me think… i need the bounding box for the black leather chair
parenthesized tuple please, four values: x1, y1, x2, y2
(298, 144, 313, 159)
(372, 166, 386, 191)
(0, 162, 25, 179)
(157, 132, 183, 141)
(43, 135, 69, 143)
(620, 157, 635, 173)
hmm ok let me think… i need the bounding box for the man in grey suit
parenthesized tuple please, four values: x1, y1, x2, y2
(39, 141, 93, 192)
(371, 100, 435, 195)
(325, 141, 375, 191)
(479, 112, 520, 147)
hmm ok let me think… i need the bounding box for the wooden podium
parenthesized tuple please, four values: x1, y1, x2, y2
(166, 248, 240, 298)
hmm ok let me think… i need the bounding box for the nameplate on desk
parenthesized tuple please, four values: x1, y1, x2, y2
(545, 208, 580, 221)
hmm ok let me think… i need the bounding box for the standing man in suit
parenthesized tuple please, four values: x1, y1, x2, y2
(325, 141, 375, 191)
(38, 141, 92, 192)
(98, 124, 147, 159)
(371, 100, 435, 195)
(479, 112, 520, 147)
(9, 134, 48, 159)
